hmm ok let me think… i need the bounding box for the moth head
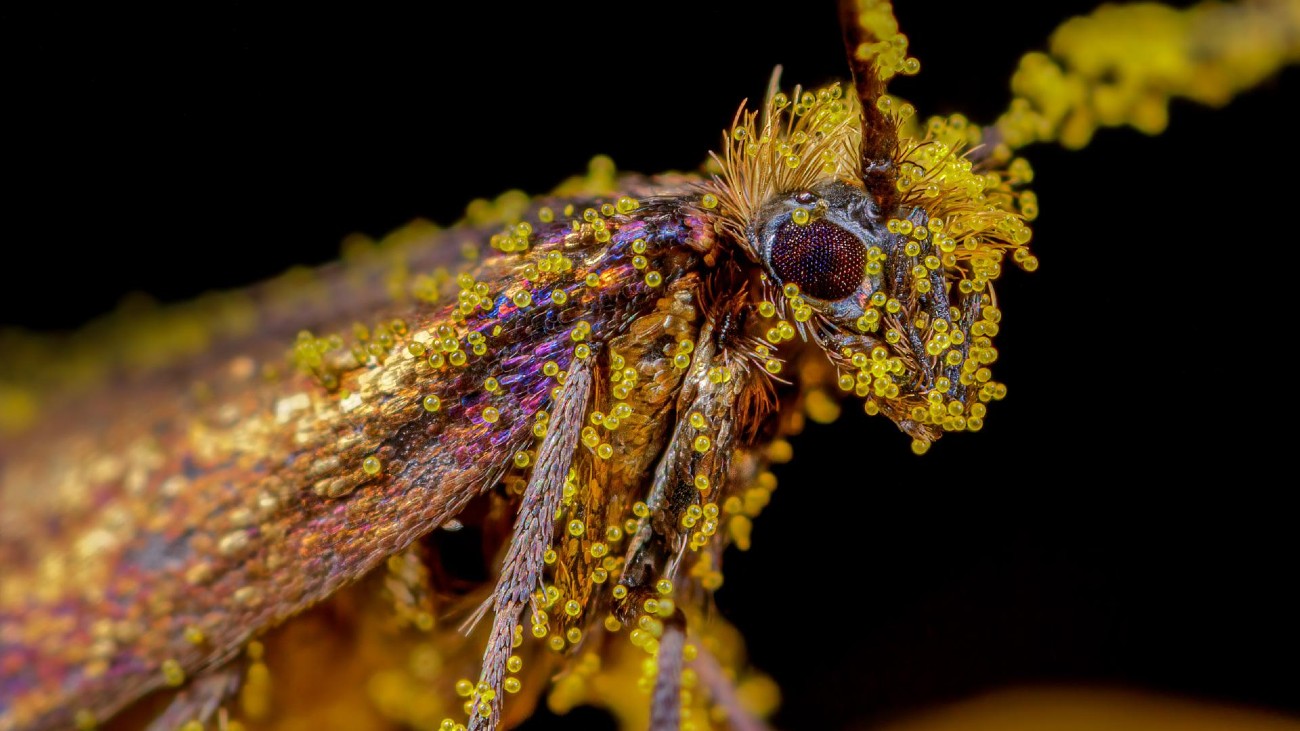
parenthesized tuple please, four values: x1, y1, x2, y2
(748, 180, 994, 452)
(707, 72, 1030, 453)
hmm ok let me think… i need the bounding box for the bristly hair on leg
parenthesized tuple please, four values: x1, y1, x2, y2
(143, 666, 242, 731)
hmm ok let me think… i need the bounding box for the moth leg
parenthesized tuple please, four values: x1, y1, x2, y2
(887, 208, 958, 400)
(914, 205, 988, 409)
(916, 209, 956, 396)
(142, 663, 242, 731)
(624, 313, 773, 729)
(649, 623, 686, 731)
(624, 318, 767, 581)
(949, 284, 984, 405)
(468, 357, 593, 731)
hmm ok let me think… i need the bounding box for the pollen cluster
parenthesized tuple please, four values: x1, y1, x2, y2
(995, 1, 1300, 150)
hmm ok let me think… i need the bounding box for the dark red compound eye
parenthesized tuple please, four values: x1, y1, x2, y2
(770, 218, 867, 300)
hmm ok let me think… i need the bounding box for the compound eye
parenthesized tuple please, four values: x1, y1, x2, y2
(769, 218, 866, 300)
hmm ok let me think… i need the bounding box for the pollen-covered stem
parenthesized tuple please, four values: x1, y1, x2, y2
(470, 358, 592, 731)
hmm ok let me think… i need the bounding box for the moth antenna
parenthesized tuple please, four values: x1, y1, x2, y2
(468, 358, 593, 731)
(839, 0, 902, 214)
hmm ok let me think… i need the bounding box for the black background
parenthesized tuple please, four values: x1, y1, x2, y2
(4, 2, 1297, 729)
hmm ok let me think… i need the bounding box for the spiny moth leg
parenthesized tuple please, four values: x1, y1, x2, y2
(623, 319, 763, 585)
(623, 315, 771, 729)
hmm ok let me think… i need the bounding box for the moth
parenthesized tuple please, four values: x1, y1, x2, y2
(2, 2, 1296, 731)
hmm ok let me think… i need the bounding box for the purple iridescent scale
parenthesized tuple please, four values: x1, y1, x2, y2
(390, 202, 708, 475)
